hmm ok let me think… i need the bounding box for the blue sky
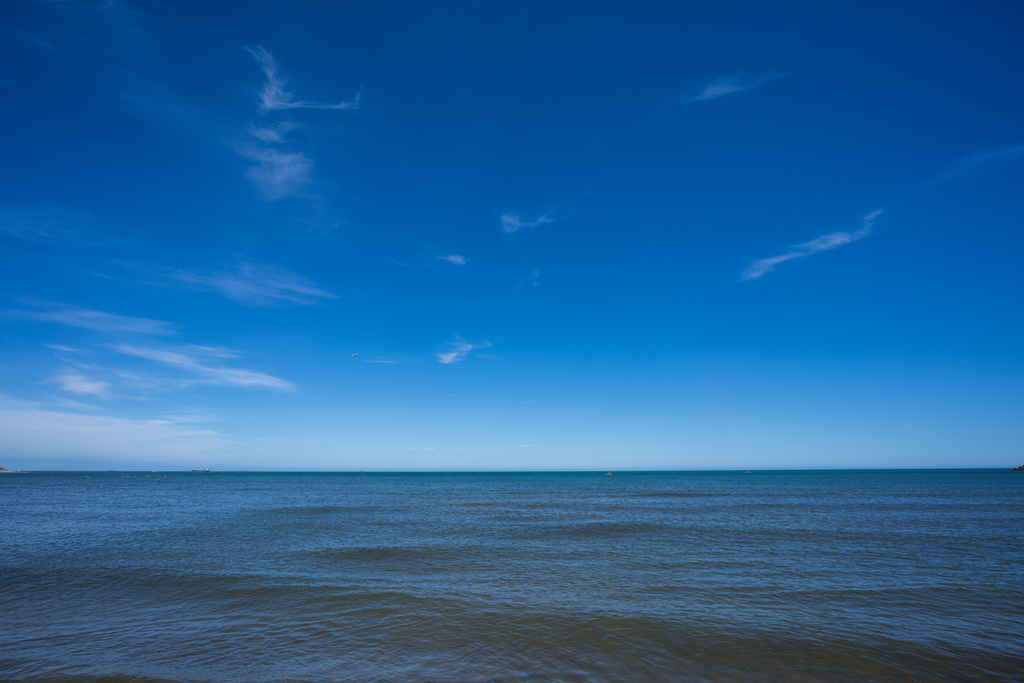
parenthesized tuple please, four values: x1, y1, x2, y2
(2, 0, 1022, 470)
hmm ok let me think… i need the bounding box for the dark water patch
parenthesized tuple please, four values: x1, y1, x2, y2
(527, 520, 667, 540)
(8, 677, 185, 683)
(300, 544, 471, 568)
(13, 601, 1021, 682)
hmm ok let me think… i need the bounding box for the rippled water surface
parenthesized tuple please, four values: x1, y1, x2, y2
(2, 470, 1022, 682)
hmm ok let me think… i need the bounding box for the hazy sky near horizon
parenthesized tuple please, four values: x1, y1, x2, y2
(1, 0, 1023, 470)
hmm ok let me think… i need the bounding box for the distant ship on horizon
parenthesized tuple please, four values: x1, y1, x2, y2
(191, 468, 210, 472)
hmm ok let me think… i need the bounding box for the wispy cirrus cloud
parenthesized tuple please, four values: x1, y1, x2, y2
(437, 337, 491, 364)
(0, 206, 77, 241)
(8, 303, 178, 335)
(247, 46, 361, 113)
(112, 343, 293, 390)
(925, 144, 1024, 185)
(500, 203, 575, 234)
(248, 121, 300, 143)
(241, 148, 313, 200)
(389, 254, 468, 269)
(517, 268, 541, 289)
(0, 395, 228, 460)
(48, 370, 111, 398)
(9, 28, 60, 53)
(741, 210, 882, 281)
(407, 445, 496, 452)
(16, 304, 292, 395)
(240, 47, 359, 201)
(0, 206, 108, 245)
(501, 212, 553, 234)
(681, 73, 785, 104)
(166, 263, 336, 307)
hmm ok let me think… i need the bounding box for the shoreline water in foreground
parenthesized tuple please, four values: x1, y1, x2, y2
(2, 469, 1022, 682)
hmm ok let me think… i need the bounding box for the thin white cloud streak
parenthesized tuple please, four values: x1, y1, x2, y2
(16, 305, 290, 395)
(241, 148, 313, 200)
(52, 398, 104, 412)
(501, 203, 575, 234)
(9, 304, 177, 335)
(408, 446, 496, 452)
(240, 47, 359, 201)
(682, 74, 785, 104)
(112, 344, 293, 390)
(517, 268, 541, 289)
(926, 144, 1024, 185)
(0, 206, 116, 246)
(49, 370, 110, 398)
(168, 263, 336, 307)
(0, 206, 78, 241)
(501, 212, 554, 234)
(13, 29, 60, 53)
(437, 337, 492, 364)
(248, 121, 300, 143)
(741, 210, 882, 281)
(437, 255, 467, 265)
(0, 396, 227, 460)
(248, 46, 361, 113)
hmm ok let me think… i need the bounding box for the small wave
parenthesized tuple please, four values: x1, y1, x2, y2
(528, 521, 667, 540)
(266, 504, 382, 515)
(632, 492, 732, 498)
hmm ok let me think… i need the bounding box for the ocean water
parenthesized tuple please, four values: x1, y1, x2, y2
(1, 470, 1022, 683)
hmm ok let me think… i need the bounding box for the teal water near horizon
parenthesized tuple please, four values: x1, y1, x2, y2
(2, 469, 1022, 682)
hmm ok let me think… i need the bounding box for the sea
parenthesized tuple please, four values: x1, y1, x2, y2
(1, 470, 1022, 682)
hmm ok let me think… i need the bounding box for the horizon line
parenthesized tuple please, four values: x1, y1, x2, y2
(5, 466, 1017, 473)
